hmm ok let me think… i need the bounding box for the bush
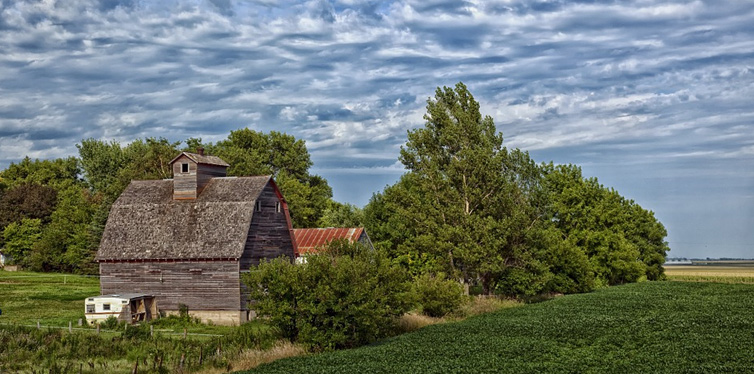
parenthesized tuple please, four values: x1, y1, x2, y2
(100, 315, 121, 330)
(412, 273, 463, 317)
(245, 240, 412, 351)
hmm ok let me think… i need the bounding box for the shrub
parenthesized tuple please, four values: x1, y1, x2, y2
(412, 273, 463, 317)
(245, 240, 412, 351)
(100, 315, 120, 330)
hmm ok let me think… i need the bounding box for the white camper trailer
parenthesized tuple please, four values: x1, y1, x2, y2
(84, 294, 157, 325)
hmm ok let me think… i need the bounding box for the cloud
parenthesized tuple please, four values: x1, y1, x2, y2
(1, 0, 753, 256)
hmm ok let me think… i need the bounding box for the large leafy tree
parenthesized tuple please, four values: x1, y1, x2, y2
(78, 137, 180, 202)
(541, 163, 668, 284)
(2, 218, 43, 267)
(371, 82, 550, 294)
(366, 83, 669, 297)
(202, 129, 333, 228)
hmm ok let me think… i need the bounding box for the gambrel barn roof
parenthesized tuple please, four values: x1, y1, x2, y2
(97, 175, 274, 261)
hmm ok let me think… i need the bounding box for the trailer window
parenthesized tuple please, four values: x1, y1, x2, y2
(86, 304, 95, 313)
(103, 303, 111, 311)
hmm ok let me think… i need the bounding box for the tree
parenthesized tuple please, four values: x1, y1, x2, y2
(2, 218, 43, 267)
(378, 82, 550, 295)
(0, 157, 80, 191)
(78, 137, 180, 201)
(28, 186, 101, 274)
(318, 201, 364, 228)
(210, 129, 333, 227)
(541, 163, 666, 286)
(0, 183, 58, 229)
(245, 240, 411, 350)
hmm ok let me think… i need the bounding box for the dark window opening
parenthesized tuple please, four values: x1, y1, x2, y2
(86, 304, 95, 313)
(103, 303, 111, 311)
(181, 163, 189, 173)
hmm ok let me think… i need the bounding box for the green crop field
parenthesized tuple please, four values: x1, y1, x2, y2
(243, 281, 754, 374)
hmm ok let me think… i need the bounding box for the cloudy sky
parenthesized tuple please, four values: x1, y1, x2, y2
(1, 0, 753, 259)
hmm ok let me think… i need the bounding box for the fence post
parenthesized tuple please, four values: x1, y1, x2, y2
(78, 318, 83, 327)
(37, 321, 40, 329)
(150, 324, 154, 338)
(69, 321, 72, 333)
(96, 324, 100, 334)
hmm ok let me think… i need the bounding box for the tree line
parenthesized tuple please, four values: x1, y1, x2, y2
(0, 82, 669, 298)
(0, 131, 348, 273)
(362, 83, 669, 296)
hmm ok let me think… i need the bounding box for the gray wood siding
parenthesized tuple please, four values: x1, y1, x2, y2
(100, 261, 243, 311)
(173, 156, 198, 199)
(197, 164, 227, 193)
(240, 182, 295, 270)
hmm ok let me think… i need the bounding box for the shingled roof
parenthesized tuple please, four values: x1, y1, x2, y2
(97, 176, 271, 261)
(169, 151, 230, 167)
(293, 228, 367, 255)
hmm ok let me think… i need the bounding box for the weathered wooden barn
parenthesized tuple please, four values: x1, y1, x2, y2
(293, 227, 373, 260)
(96, 151, 297, 325)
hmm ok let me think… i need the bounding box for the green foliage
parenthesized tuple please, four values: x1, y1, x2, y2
(245, 282, 754, 374)
(541, 163, 668, 285)
(100, 315, 121, 330)
(319, 201, 364, 228)
(0, 320, 279, 373)
(204, 128, 333, 228)
(0, 156, 80, 191)
(245, 240, 412, 351)
(0, 183, 58, 229)
(2, 218, 43, 266)
(77, 137, 180, 201)
(28, 186, 102, 274)
(365, 83, 669, 298)
(411, 273, 464, 317)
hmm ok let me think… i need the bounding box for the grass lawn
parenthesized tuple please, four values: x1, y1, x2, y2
(242, 281, 754, 373)
(0, 270, 282, 373)
(0, 270, 248, 335)
(0, 270, 99, 326)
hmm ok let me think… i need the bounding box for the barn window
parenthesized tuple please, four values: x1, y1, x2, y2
(255, 200, 262, 212)
(86, 304, 95, 313)
(103, 303, 111, 311)
(275, 202, 282, 213)
(181, 163, 189, 173)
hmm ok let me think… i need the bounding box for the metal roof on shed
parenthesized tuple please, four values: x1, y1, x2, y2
(293, 228, 365, 255)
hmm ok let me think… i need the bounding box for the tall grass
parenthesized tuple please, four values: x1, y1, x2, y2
(0, 322, 281, 373)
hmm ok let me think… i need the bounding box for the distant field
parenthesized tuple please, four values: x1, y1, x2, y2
(243, 281, 754, 373)
(664, 263, 754, 284)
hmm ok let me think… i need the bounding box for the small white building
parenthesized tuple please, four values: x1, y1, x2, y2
(84, 294, 157, 325)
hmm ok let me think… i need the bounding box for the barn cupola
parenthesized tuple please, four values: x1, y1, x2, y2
(169, 149, 230, 200)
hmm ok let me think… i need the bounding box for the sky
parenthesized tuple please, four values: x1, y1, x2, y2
(0, 0, 753, 259)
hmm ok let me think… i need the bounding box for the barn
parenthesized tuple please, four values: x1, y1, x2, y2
(96, 150, 297, 325)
